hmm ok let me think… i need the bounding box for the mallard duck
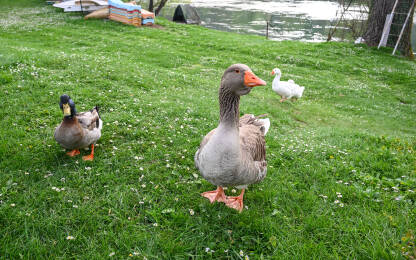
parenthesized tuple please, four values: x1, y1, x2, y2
(194, 64, 270, 212)
(54, 94, 102, 161)
(271, 68, 305, 102)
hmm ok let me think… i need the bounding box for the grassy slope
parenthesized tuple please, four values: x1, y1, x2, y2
(0, 0, 415, 258)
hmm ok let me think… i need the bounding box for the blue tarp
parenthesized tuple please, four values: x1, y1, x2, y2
(108, 0, 141, 11)
(142, 18, 154, 25)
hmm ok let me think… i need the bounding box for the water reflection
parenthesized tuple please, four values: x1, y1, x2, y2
(159, 0, 416, 48)
(181, 0, 344, 20)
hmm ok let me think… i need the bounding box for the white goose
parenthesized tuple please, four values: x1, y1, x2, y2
(194, 64, 270, 212)
(271, 68, 305, 102)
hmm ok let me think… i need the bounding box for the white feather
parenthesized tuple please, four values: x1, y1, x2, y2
(258, 118, 270, 136)
(98, 118, 103, 130)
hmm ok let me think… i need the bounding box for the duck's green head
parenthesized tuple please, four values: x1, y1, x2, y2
(59, 94, 76, 117)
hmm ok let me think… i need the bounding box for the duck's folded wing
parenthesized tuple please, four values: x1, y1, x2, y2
(77, 107, 100, 131)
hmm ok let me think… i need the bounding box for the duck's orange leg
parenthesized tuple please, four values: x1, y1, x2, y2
(201, 186, 226, 203)
(225, 189, 245, 213)
(66, 149, 80, 157)
(82, 144, 95, 161)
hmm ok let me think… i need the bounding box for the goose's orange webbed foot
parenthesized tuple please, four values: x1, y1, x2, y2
(201, 186, 226, 203)
(66, 149, 80, 157)
(225, 189, 245, 213)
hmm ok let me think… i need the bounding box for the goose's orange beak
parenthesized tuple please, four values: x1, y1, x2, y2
(271, 70, 275, 76)
(244, 71, 266, 87)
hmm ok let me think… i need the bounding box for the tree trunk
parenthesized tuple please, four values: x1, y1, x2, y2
(363, 0, 395, 46)
(148, 0, 153, 12)
(364, 0, 415, 58)
(155, 0, 168, 16)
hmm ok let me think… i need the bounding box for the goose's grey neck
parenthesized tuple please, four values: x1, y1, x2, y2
(219, 82, 240, 127)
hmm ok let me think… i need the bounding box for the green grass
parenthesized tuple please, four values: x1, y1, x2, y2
(1, 0, 415, 258)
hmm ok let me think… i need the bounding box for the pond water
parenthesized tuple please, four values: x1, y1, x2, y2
(159, 0, 416, 50)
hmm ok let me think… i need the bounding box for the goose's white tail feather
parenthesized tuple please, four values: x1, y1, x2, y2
(300, 86, 305, 96)
(258, 118, 270, 136)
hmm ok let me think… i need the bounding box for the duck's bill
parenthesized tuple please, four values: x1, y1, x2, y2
(244, 71, 267, 87)
(63, 103, 71, 116)
(271, 71, 275, 75)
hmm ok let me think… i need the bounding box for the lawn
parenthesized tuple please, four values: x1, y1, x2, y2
(0, 0, 415, 258)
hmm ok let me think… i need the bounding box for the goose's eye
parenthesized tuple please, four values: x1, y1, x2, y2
(235, 69, 240, 74)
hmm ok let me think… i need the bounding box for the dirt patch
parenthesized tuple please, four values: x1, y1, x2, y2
(144, 24, 165, 30)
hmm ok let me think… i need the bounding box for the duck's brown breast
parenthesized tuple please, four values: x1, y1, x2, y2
(54, 118, 84, 149)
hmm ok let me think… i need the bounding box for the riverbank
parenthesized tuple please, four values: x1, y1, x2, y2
(0, 0, 415, 258)
(159, 0, 416, 50)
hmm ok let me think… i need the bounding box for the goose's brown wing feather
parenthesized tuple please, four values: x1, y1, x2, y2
(239, 114, 266, 162)
(239, 114, 267, 134)
(239, 124, 266, 162)
(237, 114, 268, 185)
